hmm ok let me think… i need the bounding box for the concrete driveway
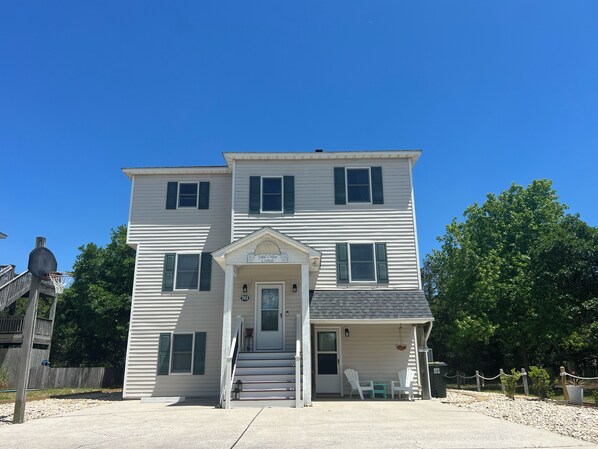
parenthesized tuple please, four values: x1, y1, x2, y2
(0, 399, 595, 449)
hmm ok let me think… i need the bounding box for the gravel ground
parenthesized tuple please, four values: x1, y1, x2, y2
(443, 389, 598, 444)
(0, 392, 120, 425)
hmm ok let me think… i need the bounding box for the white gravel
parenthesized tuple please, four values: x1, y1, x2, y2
(443, 389, 598, 444)
(0, 393, 119, 425)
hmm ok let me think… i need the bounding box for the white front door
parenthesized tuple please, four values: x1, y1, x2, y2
(256, 285, 284, 350)
(315, 329, 341, 394)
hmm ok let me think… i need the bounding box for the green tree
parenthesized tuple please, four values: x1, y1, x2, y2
(423, 180, 577, 372)
(52, 225, 135, 368)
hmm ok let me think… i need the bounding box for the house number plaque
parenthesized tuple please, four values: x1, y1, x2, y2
(240, 294, 250, 302)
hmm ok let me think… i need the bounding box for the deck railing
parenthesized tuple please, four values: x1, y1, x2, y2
(0, 265, 15, 288)
(295, 314, 302, 408)
(0, 316, 53, 337)
(0, 271, 32, 311)
(223, 315, 243, 409)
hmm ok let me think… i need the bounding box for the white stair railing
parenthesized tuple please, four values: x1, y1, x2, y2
(223, 315, 243, 409)
(295, 313, 302, 408)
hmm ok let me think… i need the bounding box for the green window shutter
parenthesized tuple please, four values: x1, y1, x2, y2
(157, 333, 171, 375)
(371, 167, 384, 205)
(162, 253, 176, 292)
(375, 243, 388, 283)
(334, 167, 346, 205)
(166, 182, 178, 209)
(336, 243, 349, 284)
(249, 176, 261, 213)
(193, 332, 207, 375)
(199, 253, 212, 291)
(283, 176, 295, 214)
(198, 182, 210, 209)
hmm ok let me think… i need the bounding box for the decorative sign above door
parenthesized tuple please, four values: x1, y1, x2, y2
(247, 240, 288, 263)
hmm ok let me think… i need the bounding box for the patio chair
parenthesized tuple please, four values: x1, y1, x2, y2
(344, 368, 375, 400)
(391, 368, 416, 400)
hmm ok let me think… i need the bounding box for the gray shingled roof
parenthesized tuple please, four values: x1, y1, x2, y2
(309, 290, 433, 321)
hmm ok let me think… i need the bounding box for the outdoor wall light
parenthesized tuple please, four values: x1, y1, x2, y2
(345, 328, 350, 337)
(292, 283, 297, 293)
(242, 284, 248, 293)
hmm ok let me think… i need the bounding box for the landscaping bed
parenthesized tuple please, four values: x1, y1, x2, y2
(0, 389, 121, 425)
(443, 389, 598, 444)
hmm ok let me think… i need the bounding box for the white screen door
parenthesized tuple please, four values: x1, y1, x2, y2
(256, 285, 283, 350)
(315, 329, 340, 393)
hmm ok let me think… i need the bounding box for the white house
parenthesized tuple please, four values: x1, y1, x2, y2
(122, 150, 433, 407)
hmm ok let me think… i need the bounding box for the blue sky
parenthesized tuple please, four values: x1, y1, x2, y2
(1, 1, 597, 273)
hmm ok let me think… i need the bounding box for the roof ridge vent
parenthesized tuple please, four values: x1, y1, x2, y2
(314, 148, 323, 153)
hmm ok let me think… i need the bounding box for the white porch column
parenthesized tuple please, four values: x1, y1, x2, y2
(220, 264, 234, 396)
(301, 263, 312, 405)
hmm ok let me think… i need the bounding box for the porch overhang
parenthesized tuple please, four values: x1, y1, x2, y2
(212, 226, 321, 271)
(309, 290, 433, 321)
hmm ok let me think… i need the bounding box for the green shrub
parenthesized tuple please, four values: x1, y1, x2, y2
(592, 389, 598, 405)
(0, 365, 9, 390)
(528, 366, 553, 400)
(500, 368, 521, 400)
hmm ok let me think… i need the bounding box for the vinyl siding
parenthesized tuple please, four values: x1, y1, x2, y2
(231, 159, 419, 290)
(336, 323, 421, 396)
(124, 173, 231, 398)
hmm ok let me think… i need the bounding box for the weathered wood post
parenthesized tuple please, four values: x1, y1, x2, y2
(475, 370, 481, 392)
(499, 369, 505, 393)
(521, 368, 529, 396)
(560, 366, 569, 401)
(13, 237, 45, 423)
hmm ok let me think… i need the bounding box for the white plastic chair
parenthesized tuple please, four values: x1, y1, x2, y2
(391, 368, 416, 400)
(344, 368, 375, 400)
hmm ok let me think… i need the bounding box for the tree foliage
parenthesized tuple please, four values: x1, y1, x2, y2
(52, 225, 135, 368)
(423, 180, 598, 374)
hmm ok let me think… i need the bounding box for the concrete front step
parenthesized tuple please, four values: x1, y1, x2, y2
(237, 352, 295, 360)
(236, 358, 295, 368)
(235, 365, 295, 375)
(237, 388, 296, 399)
(231, 398, 296, 408)
(234, 373, 296, 382)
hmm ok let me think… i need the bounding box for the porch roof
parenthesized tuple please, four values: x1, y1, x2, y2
(309, 290, 433, 323)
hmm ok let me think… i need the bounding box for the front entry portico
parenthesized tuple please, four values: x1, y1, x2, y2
(211, 227, 321, 408)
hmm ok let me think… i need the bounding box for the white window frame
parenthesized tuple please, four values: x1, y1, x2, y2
(177, 182, 199, 209)
(348, 242, 377, 283)
(173, 252, 201, 291)
(169, 332, 195, 375)
(260, 176, 284, 213)
(345, 167, 372, 204)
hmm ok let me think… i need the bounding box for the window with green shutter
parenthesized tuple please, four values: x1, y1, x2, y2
(249, 175, 295, 214)
(157, 333, 171, 375)
(156, 332, 207, 376)
(199, 253, 212, 291)
(198, 182, 210, 209)
(336, 243, 349, 284)
(375, 243, 388, 283)
(162, 254, 176, 292)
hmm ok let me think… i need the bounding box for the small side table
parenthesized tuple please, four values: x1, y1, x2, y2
(373, 382, 388, 399)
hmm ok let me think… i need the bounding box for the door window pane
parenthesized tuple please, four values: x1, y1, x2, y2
(176, 254, 200, 289)
(317, 354, 338, 375)
(346, 168, 371, 203)
(317, 332, 337, 352)
(350, 244, 375, 281)
(261, 310, 279, 331)
(262, 178, 282, 211)
(261, 289, 279, 309)
(261, 288, 279, 331)
(178, 183, 198, 207)
(171, 334, 193, 373)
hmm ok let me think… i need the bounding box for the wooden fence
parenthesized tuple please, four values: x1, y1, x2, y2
(27, 366, 123, 389)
